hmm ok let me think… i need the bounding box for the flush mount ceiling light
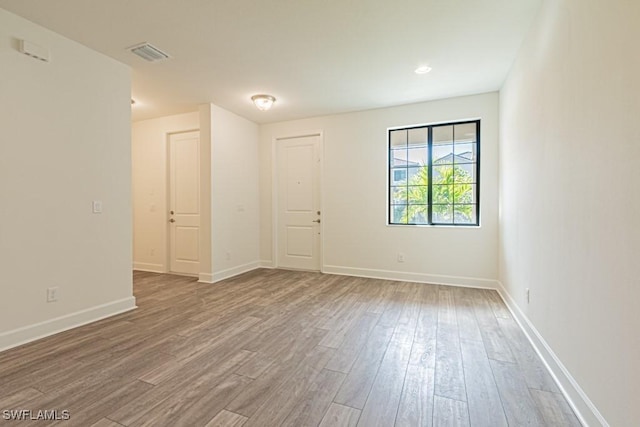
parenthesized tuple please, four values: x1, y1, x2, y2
(415, 65, 432, 74)
(251, 94, 276, 111)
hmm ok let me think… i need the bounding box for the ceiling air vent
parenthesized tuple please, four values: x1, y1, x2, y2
(129, 42, 170, 62)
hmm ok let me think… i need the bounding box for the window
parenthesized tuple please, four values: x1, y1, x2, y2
(388, 120, 480, 226)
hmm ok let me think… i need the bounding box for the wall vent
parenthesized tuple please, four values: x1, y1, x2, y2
(129, 42, 170, 62)
(19, 40, 50, 62)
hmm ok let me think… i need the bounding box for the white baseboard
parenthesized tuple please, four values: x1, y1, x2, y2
(323, 265, 499, 289)
(0, 297, 137, 353)
(198, 261, 261, 284)
(198, 272, 214, 283)
(260, 260, 275, 268)
(496, 281, 607, 427)
(133, 262, 165, 273)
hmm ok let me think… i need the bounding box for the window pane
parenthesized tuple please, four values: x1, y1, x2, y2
(391, 187, 407, 204)
(453, 164, 476, 183)
(391, 205, 407, 223)
(390, 149, 407, 167)
(455, 123, 476, 143)
(406, 185, 428, 204)
(407, 205, 429, 224)
(433, 125, 453, 144)
(454, 143, 476, 163)
(407, 147, 428, 167)
(408, 127, 427, 147)
(453, 184, 476, 204)
(454, 205, 477, 224)
(391, 168, 407, 185)
(390, 129, 407, 148)
(432, 205, 453, 223)
(406, 166, 427, 185)
(433, 165, 454, 184)
(432, 184, 453, 204)
(433, 144, 454, 165)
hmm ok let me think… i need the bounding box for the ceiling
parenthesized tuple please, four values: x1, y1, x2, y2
(0, 0, 541, 124)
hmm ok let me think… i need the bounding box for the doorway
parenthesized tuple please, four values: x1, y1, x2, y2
(274, 133, 322, 271)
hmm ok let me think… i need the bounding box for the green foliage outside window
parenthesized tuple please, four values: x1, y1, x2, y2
(394, 164, 474, 224)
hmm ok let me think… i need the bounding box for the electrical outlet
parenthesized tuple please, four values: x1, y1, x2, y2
(397, 252, 405, 263)
(47, 287, 59, 303)
(526, 288, 530, 304)
(92, 200, 103, 214)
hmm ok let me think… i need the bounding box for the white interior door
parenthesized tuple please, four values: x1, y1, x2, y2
(276, 134, 321, 271)
(169, 131, 200, 275)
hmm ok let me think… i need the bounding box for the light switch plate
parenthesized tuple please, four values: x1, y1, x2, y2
(92, 200, 103, 213)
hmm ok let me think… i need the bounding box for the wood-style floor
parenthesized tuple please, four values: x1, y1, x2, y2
(0, 269, 581, 426)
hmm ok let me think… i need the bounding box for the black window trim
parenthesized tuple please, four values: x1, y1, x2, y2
(387, 119, 481, 227)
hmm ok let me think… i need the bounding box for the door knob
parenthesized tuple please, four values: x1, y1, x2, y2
(170, 210, 174, 215)
(312, 219, 321, 223)
(169, 218, 176, 223)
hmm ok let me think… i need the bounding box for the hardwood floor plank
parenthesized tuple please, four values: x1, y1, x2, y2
(318, 403, 361, 427)
(408, 284, 438, 370)
(471, 291, 516, 363)
(51, 380, 154, 427)
(225, 328, 329, 417)
(395, 364, 435, 427)
(240, 345, 336, 426)
(138, 330, 256, 386)
(318, 302, 368, 348)
(280, 368, 345, 427)
(357, 337, 412, 427)
(204, 410, 248, 427)
(490, 359, 546, 426)
(435, 288, 466, 402)
(433, 395, 470, 427)
(0, 388, 43, 409)
(437, 287, 457, 326)
(12, 374, 150, 426)
(109, 350, 254, 425)
(460, 339, 508, 427)
(482, 289, 512, 319)
(325, 312, 380, 373)
(531, 389, 582, 427)
(392, 283, 422, 344)
(131, 374, 252, 427)
(89, 418, 124, 427)
(453, 288, 483, 343)
(497, 317, 559, 392)
(333, 325, 394, 409)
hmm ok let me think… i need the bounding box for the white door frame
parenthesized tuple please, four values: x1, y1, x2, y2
(166, 129, 200, 276)
(271, 130, 324, 271)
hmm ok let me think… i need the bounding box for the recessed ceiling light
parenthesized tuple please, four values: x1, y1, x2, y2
(251, 94, 276, 111)
(415, 65, 432, 74)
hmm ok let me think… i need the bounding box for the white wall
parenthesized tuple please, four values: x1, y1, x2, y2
(0, 9, 134, 349)
(132, 112, 199, 273)
(260, 93, 499, 287)
(209, 104, 261, 282)
(499, 1, 640, 425)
